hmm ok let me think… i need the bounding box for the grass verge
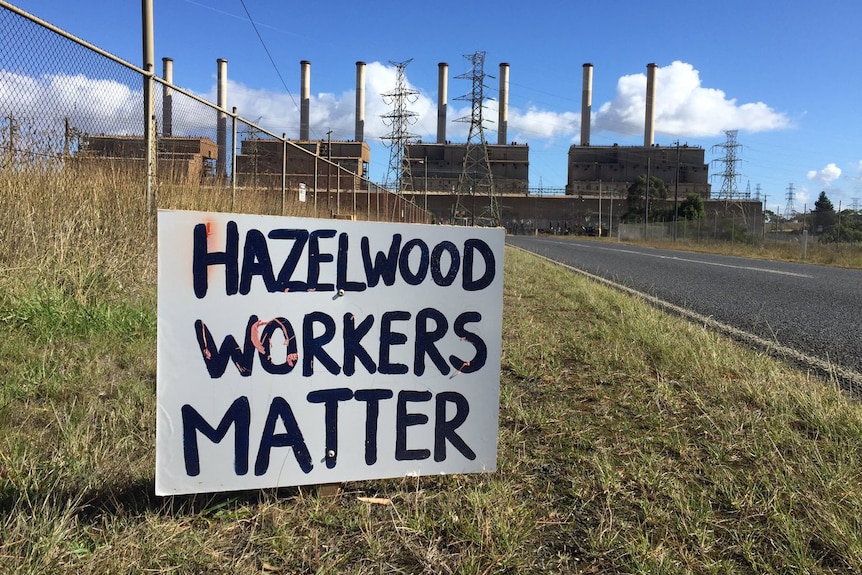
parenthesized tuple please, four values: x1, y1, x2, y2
(2, 168, 862, 573)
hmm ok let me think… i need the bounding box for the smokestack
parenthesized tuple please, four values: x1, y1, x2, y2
(300, 60, 310, 141)
(437, 62, 448, 144)
(162, 57, 173, 137)
(355, 61, 366, 142)
(580, 63, 593, 146)
(216, 58, 227, 177)
(644, 62, 657, 147)
(497, 62, 509, 145)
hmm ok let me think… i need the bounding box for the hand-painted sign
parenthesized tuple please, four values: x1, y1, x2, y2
(156, 210, 504, 495)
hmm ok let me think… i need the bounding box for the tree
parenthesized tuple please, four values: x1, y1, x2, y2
(624, 175, 667, 222)
(677, 193, 705, 220)
(812, 191, 836, 233)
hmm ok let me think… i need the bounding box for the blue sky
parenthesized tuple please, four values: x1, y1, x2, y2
(7, 0, 862, 210)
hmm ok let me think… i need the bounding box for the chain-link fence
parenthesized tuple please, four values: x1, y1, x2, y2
(0, 1, 427, 224)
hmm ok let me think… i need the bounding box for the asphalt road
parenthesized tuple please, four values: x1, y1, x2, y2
(506, 235, 862, 383)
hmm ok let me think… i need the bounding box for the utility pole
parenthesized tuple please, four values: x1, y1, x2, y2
(673, 140, 680, 241)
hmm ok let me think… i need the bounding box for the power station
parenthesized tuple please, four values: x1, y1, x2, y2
(81, 56, 761, 235)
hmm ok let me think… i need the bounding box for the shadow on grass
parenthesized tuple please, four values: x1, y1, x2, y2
(1, 475, 303, 522)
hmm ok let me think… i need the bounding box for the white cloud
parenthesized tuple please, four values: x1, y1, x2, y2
(0, 70, 140, 136)
(594, 61, 791, 138)
(806, 162, 842, 187)
(0, 60, 792, 159)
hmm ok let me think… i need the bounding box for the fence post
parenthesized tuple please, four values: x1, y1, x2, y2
(142, 0, 156, 216)
(313, 157, 318, 218)
(230, 106, 238, 208)
(281, 133, 287, 215)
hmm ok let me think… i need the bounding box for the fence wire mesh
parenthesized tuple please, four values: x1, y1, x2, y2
(0, 3, 427, 223)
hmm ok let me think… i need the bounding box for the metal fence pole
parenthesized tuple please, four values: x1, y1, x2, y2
(142, 0, 156, 216)
(230, 106, 237, 207)
(281, 133, 286, 215)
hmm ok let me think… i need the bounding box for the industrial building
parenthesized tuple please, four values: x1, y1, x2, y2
(565, 63, 710, 200)
(73, 57, 756, 234)
(565, 144, 711, 199)
(235, 139, 370, 191)
(76, 135, 217, 182)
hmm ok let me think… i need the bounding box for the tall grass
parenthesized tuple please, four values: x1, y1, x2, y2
(3, 165, 862, 573)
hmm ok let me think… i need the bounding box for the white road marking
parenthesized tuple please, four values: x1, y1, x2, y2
(537, 239, 814, 278)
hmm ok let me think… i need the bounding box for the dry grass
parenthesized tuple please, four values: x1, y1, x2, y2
(631, 236, 862, 269)
(2, 165, 862, 573)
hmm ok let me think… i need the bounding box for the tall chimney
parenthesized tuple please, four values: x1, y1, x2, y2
(580, 63, 593, 146)
(437, 62, 448, 144)
(162, 57, 173, 137)
(216, 58, 227, 178)
(497, 62, 510, 145)
(355, 61, 366, 142)
(300, 60, 310, 141)
(644, 62, 657, 147)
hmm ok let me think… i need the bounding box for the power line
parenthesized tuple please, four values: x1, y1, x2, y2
(237, 0, 298, 117)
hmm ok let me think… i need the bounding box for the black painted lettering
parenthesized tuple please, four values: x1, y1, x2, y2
(395, 390, 432, 461)
(302, 312, 340, 376)
(398, 238, 429, 285)
(414, 308, 450, 376)
(361, 234, 401, 287)
(449, 312, 487, 374)
(430, 241, 460, 286)
(336, 232, 367, 292)
(307, 229, 336, 292)
(269, 229, 309, 292)
(192, 220, 239, 298)
(354, 389, 394, 465)
(379, 311, 410, 375)
(194, 316, 257, 378)
(462, 238, 495, 291)
(307, 388, 354, 469)
(254, 396, 312, 475)
(182, 396, 250, 476)
(343, 313, 377, 376)
(434, 392, 476, 462)
(239, 228, 277, 295)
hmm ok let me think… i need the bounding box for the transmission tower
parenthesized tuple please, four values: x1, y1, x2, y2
(711, 129, 742, 200)
(380, 59, 420, 194)
(783, 183, 797, 220)
(452, 51, 498, 225)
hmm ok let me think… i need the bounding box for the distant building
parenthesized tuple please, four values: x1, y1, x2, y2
(235, 139, 370, 190)
(77, 135, 217, 183)
(403, 142, 530, 195)
(566, 144, 711, 199)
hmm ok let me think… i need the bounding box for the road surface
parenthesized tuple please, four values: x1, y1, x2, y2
(507, 235, 862, 387)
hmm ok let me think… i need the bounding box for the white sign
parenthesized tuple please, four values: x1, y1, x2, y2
(298, 183, 307, 203)
(156, 210, 504, 495)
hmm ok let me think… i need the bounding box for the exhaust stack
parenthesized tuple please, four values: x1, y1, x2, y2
(437, 62, 448, 144)
(162, 57, 173, 137)
(355, 61, 366, 142)
(497, 62, 509, 145)
(300, 60, 310, 140)
(580, 63, 593, 146)
(644, 62, 657, 146)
